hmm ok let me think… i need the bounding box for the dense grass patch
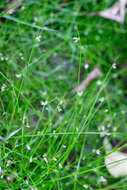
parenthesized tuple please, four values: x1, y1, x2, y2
(0, 0, 127, 189)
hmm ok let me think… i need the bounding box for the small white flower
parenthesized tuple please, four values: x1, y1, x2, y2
(53, 157, 57, 161)
(41, 91, 47, 96)
(36, 35, 41, 42)
(30, 156, 32, 163)
(43, 153, 47, 157)
(58, 163, 62, 168)
(112, 63, 117, 69)
(100, 131, 109, 138)
(34, 17, 38, 21)
(26, 123, 30, 128)
(21, 6, 25, 10)
(62, 145, 66, 148)
(98, 125, 105, 131)
(8, 9, 14, 14)
(99, 97, 104, 102)
(97, 80, 102, 86)
(57, 106, 62, 112)
(44, 157, 48, 164)
(73, 37, 80, 43)
(1, 84, 6, 92)
(83, 184, 88, 188)
(6, 176, 11, 182)
(19, 52, 23, 56)
(99, 176, 107, 183)
(21, 56, 24, 60)
(0, 57, 4, 61)
(16, 74, 22, 78)
(41, 100, 48, 106)
(84, 64, 89, 69)
(107, 123, 111, 128)
(6, 160, 12, 167)
(96, 149, 100, 155)
(26, 145, 31, 151)
(59, 100, 64, 105)
(104, 109, 108, 113)
(113, 127, 117, 132)
(77, 91, 83, 96)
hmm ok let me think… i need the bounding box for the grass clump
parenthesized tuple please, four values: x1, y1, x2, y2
(0, 0, 127, 189)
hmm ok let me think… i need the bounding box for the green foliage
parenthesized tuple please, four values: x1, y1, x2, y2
(0, 0, 127, 189)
